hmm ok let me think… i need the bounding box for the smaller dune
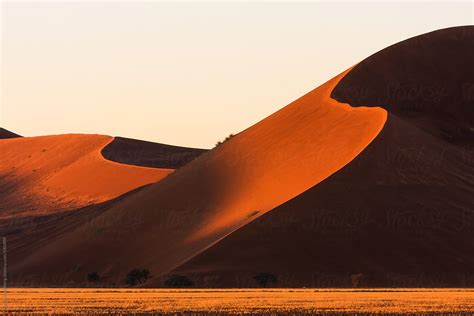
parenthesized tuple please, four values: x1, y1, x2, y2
(0, 134, 172, 218)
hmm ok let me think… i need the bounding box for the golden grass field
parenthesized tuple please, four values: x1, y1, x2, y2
(4, 288, 474, 315)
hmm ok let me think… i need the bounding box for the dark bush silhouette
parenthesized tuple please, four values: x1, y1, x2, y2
(87, 272, 100, 283)
(253, 272, 277, 288)
(164, 275, 194, 288)
(126, 268, 151, 286)
(215, 134, 234, 147)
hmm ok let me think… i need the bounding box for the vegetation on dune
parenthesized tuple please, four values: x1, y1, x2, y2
(126, 268, 151, 286)
(215, 133, 235, 147)
(253, 272, 278, 288)
(164, 274, 195, 288)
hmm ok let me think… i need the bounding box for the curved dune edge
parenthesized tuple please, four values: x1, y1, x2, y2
(169, 70, 388, 274)
(12, 70, 387, 285)
(0, 134, 173, 218)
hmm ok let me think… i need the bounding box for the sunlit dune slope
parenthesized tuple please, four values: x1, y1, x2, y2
(11, 71, 387, 285)
(169, 26, 474, 287)
(0, 134, 172, 218)
(0, 127, 21, 139)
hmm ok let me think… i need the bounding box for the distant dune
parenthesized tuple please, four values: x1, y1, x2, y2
(0, 127, 21, 139)
(4, 26, 473, 287)
(102, 136, 207, 168)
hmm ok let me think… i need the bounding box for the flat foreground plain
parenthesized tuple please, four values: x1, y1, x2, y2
(4, 288, 474, 315)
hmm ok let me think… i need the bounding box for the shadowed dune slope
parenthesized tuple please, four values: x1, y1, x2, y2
(10, 71, 387, 286)
(0, 134, 172, 219)
(0, 128, 21, 139)
(332, 26, 474, 144)
(168, 26, 474, 287)
(102, 137, 207, 168)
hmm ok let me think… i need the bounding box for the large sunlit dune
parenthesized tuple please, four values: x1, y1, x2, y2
(0, 134, 172, 218)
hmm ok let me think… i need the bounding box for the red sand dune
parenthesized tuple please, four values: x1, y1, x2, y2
(6, 26, 473, 288)
(0, 134, 172, 218)
(10, 71, 386, 286)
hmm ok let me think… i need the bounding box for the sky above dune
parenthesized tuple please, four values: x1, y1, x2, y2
(1, 1, 472, 148)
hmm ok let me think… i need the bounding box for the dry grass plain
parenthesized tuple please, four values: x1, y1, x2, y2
(4, 288, 474, 315)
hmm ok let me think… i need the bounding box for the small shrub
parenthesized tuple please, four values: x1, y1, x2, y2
(126, 268, 151, 286)
(87, 272, 100, 283)
(164, 275, 194, 288)
(215, 134, 235, 147)
(253, 272, 277, 288)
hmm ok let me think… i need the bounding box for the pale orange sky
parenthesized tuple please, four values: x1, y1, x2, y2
(1, 1, 472, 148)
